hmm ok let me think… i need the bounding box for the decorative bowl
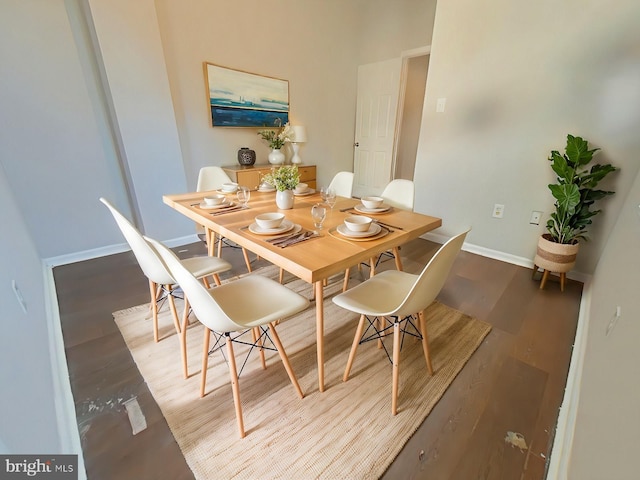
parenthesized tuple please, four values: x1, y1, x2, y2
(255, 212, 285, 229)
(344, 215, 372, 232)
(294, 183, 309, 194)
(203, 194, 225, 206)
(361, 196, 384, 209)
(221, 182, 238, 193)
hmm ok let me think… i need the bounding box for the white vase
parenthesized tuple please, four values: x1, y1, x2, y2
(268, 148, 285, 165)
(275, 190, 294, 209)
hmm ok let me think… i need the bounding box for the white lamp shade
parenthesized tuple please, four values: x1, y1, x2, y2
(291, 126, 307, 143)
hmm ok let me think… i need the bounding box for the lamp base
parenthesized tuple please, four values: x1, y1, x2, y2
(291, 143, 302, 164)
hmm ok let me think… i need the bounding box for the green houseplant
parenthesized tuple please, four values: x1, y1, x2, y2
(262, 165, 300, 209)
(534, 134, 618, 290)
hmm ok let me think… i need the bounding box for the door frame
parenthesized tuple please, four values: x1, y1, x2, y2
(391, 45, 431, 181)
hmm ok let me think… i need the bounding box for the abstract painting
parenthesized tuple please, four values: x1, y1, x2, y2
(204, 63, 289, 128)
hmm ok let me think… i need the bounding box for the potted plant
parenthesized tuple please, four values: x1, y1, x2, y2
(262, 165, 300, 209)
(258, 120, 292, 165)
(534, 134, 618, 289)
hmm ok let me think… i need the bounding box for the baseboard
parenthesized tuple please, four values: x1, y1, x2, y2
(43, 234, 200, 267)
(545, 276, 592, 479)
(421, 232, 589, 283)
(43, 264, 88, 479)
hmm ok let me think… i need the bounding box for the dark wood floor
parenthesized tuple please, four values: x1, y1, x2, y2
(53, 237, 582, 480)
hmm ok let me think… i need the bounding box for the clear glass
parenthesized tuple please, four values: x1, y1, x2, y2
(236, 186, 250, 208)
(325, 187, 337, 211)
(320, 186, 328, 204)
(311, 203, 327, 229)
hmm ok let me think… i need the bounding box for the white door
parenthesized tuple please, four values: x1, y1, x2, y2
(352, 58, 402, 198)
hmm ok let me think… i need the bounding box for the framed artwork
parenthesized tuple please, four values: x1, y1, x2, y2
(204, 62, 289, 127)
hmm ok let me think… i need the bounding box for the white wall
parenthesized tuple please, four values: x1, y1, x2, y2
(569, 168, 640, 478)
(415, 0, 640, 275)
(0, 164, 61, 453)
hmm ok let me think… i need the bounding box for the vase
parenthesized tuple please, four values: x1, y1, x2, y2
(275, 190, 294, 209)
(237, 147, 256, 166)
(268, 148, 285, 165)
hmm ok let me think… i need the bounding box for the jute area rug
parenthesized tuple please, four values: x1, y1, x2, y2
(112, 265, 491, 479)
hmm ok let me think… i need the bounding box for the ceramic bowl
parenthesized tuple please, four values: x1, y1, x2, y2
(255, 212, 285, 229)
(361, 196, 384, 209)
(344, 215, 372, 232)
(294, 183, 309, 194)
(221, 182, 238, 193)
(203, 194, 225, 206)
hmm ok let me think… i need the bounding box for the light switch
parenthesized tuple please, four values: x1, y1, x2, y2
(436, 98, 446, 113)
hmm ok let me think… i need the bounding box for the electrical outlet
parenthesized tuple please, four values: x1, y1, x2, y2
(492, 204, 504, 218)
(530, 211, 543, 225)
(436, 98, 446, 112)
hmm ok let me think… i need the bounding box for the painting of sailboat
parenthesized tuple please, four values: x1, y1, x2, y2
(205, 63, 289, 127)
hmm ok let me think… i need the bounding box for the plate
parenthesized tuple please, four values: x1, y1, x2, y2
(337, 223, 382, 238)
(199, 200, 234, 210)
(294, 188, 316, 196)
(248, 219, 296, 235)
(258, 187, 276, 193)
(354, 204, 391, 214)
(217, 189, 237, 195)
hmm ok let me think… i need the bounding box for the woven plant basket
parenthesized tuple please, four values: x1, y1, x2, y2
(534, 233, 579, 273)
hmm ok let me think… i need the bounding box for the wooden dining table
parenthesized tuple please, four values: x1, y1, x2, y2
(163, 188, 442, 392)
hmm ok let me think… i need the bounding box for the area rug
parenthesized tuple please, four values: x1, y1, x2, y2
(112, 266, 491, 479)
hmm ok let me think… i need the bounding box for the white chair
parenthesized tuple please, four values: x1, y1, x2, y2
(100, 197, 232, 378)
(327, 171, 354, 198)
(146, 236, 309, 438)
(196, 166, 253, 272)
(332, 229, 469, 415)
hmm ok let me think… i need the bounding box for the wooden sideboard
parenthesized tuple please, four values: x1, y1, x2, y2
(222, 164, 316, 191)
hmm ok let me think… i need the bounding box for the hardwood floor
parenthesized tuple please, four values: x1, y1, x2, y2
(53, 237, 582, 479)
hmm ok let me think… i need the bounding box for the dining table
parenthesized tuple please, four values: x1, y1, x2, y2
(163, 187, 442, 392)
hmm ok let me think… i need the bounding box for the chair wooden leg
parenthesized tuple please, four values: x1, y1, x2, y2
(279, 268, 285, 284)
(149, 280, 160, 343)
(225, 334, 245, 438)
(540, 270, 550, 290)
(253, 327, 266, 370)
(377, 317, 385, 349)
(166, 285, 181, 335)
(217, 233, 223, 257)
(202, 276, 211, 289)
(418, 311, 434, 375)
(242, 248, 252, 272)
(393, 247, 403, 271)
(181, 298, 190, 379)
(392, 321, 401, 416)
(560, 272, 566, 292)
(200, 327, 211, 398)
(268, 323, 304, 399)
(342, 268, 350, 292)
(369, 257, 376, 277)
(344, 314, 366, 382)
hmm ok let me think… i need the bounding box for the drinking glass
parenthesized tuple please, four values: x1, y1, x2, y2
(311, 203, 327, 229)
(320, 186, 328, 204)
(325, 187, 337, 211)
(236, 186, 250, 208)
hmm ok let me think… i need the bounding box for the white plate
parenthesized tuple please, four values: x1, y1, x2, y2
(354, 204, 390, 214)
(337, 223, 382, 238)
(248, 219, 296, 235)
(294, 188, 316, 196)
(199, 200, 234, 210)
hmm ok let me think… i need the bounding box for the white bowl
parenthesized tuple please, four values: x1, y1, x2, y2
(361, 196, 384, 209)
(203, 194, 225, 206)
(344, 215, 372, 232)
(255, 212, 285, 229)
(221, 182, 238, 193)
(294, 183, 309, 194)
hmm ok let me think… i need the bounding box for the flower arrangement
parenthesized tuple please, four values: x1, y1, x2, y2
(261, 165, 300, 191)
(258, 120, 292, 149)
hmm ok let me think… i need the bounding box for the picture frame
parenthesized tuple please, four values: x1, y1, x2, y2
(204, 62, 289, 128)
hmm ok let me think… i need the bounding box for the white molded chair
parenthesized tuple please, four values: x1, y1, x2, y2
(100, 197, 232, 378)
(332, 229, 469, 415)
(196, 166, 253, 272)
(146, 236, 309, 438)
(328, 171, 354, 198)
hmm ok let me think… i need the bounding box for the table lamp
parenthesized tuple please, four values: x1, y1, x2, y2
(289, 126, 307, 164)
